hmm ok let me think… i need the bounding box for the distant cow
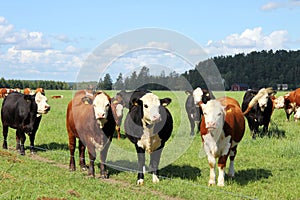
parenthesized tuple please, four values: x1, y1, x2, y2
(23, 88, 31, 95)
(124, 90, 173, 185)
(36, 88, 45, 95)
(274, 88, 300, 121)
(66, 90, 116, 178)
(51, 95, 64, 99)
(200, 97, 245, 186)
(1, 92, 50, 155)
(185, 87, 214, 136)
(0, 88, 7, 98)
(242, 88, 275, 139)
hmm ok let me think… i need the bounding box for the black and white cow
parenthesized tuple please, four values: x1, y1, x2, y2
(185, 87, 214, 136)
(124, 90, 173, 185)
(1, 92, 50, 155)
(242, 88, 275, 139)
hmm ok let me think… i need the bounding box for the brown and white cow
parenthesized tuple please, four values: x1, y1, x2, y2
(200, 97, 245, 186)
(0, 88, 7, 98)
(51, 95, 64, 99)
(66, 90, 116, 178)
(274, 88, 300, 121)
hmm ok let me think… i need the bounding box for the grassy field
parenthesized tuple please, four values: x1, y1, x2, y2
(0, 90, 299, 200)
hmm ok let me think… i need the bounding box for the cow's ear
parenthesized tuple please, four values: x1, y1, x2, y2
(160, 98, 172, 107)
(185, 90, 192, 95)
(131, 98, 142, 107)
(81, 96, 93, 105)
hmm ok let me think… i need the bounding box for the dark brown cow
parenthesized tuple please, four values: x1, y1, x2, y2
(66, 90, 116, 178)
(200, 97, 245, 186)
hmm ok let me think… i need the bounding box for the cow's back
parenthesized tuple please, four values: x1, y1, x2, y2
(1, 93, 37, 130)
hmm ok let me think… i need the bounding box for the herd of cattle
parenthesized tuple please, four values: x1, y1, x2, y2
(0, 86, 299, 186)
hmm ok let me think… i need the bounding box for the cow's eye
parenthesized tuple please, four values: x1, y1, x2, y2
(106, 103, 110, 107)
(144, 104, 148, 108)
(218, 112, 222, 116)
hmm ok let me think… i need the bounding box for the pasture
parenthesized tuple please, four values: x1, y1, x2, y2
(0, 90, 299, 200)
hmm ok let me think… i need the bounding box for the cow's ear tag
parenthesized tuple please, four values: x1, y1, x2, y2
(84, 100, 89, 105)
(133, 102, 138, 106)
(226, 108, 232, 113)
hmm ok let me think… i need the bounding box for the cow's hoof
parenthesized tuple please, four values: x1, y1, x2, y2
(137, 179, 144, 185)
(20, 151, 25, 156)
(217, 182, 225, 187)
(30, 150, 37, 155)
(208, 180, 215, 186)
(100, 171, 109, 179)
(152, 174, 159, 183)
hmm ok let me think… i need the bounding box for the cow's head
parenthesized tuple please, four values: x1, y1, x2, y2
(273, 96, 285, 109)
(111, 96, 124, 126)
(201, 100, 225, 131)
(192, 87, 203, 105)
(35, 92, 50, 116)
(133, 93, 171, 126)
(93, 92, 110, 118)
(246, 88, 275, 113)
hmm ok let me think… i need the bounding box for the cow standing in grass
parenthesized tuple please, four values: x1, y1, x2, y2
(200, 97, 245, 186)
(1, 92, 50, 155)
(66, 90, 116, 178)
(185, 87, 214, 136)
(124, 90, 173, 185)
(242, 88, 275, 139)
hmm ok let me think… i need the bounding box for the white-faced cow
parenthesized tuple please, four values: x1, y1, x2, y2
(185, 87, 214, 136)
(242, 88, 275, 139)
(274, 88, 300, 121)
(66, 90, 116, 178)
(124, 90, 173, 185)
(200, 97, 245, 186)
(1, 92, 50, 155)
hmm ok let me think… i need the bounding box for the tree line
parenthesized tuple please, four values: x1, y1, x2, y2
(2, 49, 300, 91)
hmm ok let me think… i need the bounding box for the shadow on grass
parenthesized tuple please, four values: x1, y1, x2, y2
(160, 164, 201, 181)
(105, 160, 201, 181)
(254, 121, 286, 139)
(232, 168, 273, 186)
(34, 142, 69, 151)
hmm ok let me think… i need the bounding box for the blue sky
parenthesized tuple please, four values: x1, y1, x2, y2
(0, 1, 300, 82)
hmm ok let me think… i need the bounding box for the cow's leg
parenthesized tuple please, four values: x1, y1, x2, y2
(135, 144, 146, 185)
(228, 143, 238, 178)
(206, 154, 216, 186)
(68, 134, 76, 171)
(188, 117, 195, 136)
(78, 140, 87, 171)
(2, 125, 8, 149)
(217, 155, 228, 187)
(149, 147, 163, 183)
(87, 148, 96, 177)
(28, 132, 36, 154)
(16, 129, 26, 155)
(99, 138, 112, 179)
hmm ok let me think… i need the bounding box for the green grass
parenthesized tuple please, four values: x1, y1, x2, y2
(0, 90, 300, 199)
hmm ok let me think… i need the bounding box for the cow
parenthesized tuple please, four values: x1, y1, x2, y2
(66, 90, 116, 178)
(294, 107, 300, 120)
(36, 88, 45, 95)
(110, 97, 124, 139)
(200, 96, 245, 186)
(274, 88, 300, 121)
(185, 87, 214, 136)
(23, 88, 31, 95)
(51, 95, 64, 99)
(1, 92, 50, 155)
(242, 87, 275, 139)
(0, 88, 7, 98)
(124, 90, 173, 185)
(111, 90, 145, 139)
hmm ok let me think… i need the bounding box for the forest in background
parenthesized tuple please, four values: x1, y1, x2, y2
(1, 49, 300, 91)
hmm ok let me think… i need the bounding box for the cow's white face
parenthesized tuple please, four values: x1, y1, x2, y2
(274, 96, 285, 109)
(201, 100, 225, 131)
(140, 93, 161, 125)
(193, 87, 203, 105)
(258, 93, 269, 111)
(35, 92, 50, 115)
(93, 93, 110, 120)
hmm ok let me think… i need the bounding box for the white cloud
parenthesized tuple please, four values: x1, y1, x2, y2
(261, 0, 300, 11)
(205, 27, 289, 56)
